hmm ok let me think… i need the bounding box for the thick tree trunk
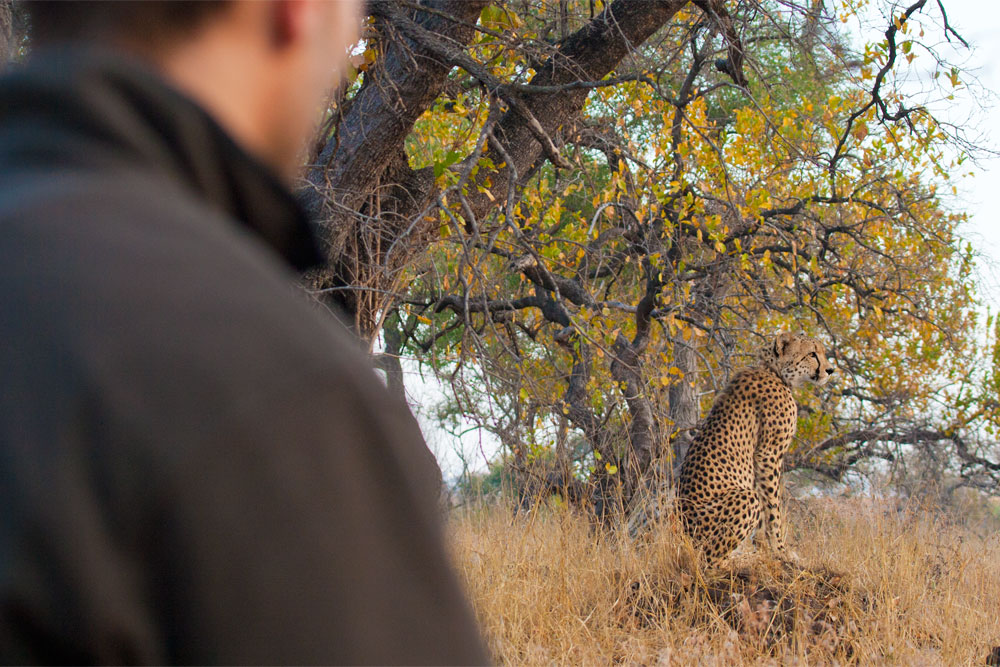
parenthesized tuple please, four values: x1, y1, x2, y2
(302, 0, 489, 337)
(373, 322, 407, 404)
(303, 1, 488, 218)
(667, 332, 700, 478)
(610, 289, 660, 505)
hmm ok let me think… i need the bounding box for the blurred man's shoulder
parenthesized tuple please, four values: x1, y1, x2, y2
(0, 165, 377, 437)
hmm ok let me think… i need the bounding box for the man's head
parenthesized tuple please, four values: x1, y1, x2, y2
(26, 0, 362, 181)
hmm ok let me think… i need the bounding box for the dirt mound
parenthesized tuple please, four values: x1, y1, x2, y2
(624, 557, 874, 657)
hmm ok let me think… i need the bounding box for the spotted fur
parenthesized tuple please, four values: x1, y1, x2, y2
(677, 332, 835, 563)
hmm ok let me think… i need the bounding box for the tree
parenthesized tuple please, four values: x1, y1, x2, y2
(303, 0, 996, 514)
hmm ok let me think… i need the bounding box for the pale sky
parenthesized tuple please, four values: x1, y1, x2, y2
(939, 0, 1000, 299)
(907, 0, 1000, 298)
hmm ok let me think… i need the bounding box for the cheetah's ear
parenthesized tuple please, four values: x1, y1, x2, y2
(773, 332, 795, 357)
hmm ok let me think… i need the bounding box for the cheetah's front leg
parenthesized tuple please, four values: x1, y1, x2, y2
(753, 453, 786, 553)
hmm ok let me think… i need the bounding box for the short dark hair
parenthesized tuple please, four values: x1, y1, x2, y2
(25, 1, 228, 47)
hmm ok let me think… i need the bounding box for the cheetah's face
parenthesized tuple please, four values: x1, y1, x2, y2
(759, 332, 836, 388)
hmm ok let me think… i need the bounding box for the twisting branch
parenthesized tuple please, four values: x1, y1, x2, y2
(933, 0, 969, 47)
(829, 0, 960, 178)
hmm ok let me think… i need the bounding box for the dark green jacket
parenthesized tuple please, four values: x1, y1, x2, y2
(0, 47, 487, 665)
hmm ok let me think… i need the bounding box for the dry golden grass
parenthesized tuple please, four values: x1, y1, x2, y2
(449, 495, 1000, 665)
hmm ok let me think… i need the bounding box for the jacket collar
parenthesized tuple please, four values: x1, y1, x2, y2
(0, 45, 323, 271)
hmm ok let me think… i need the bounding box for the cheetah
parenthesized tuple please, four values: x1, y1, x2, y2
(676, 332, 835, 563)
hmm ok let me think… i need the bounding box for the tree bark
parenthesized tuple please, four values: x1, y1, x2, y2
(0, 0, 13, 67)
(303, 0, 488, 218)
(667, 332, 700, 478)
(609, 282, 665, 499)
(373, 322, 407, 404)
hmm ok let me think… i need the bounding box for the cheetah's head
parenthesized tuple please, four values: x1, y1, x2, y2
(758, 332, 836, 388)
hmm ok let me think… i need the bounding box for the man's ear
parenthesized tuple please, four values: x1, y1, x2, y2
(270, 0, 309, 49)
